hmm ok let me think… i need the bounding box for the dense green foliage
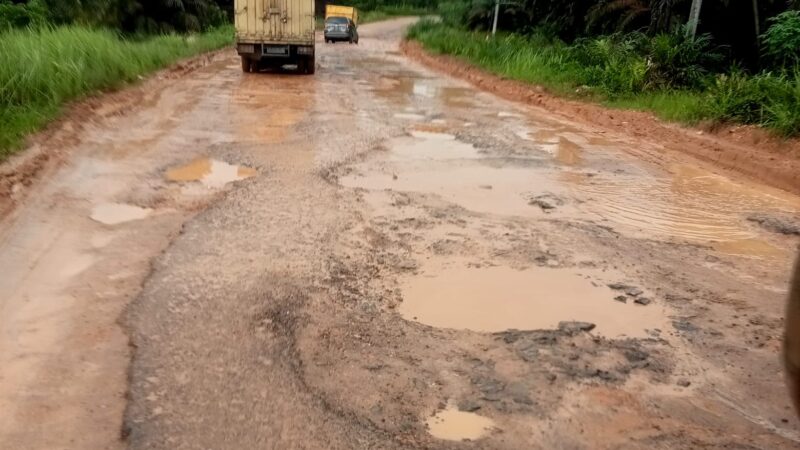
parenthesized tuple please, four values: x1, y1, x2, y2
(0, 25, 233, 157)
(0, 0, 47, 29)
(761, 11, 800, 68)
(436, 0, 796, 68)
(0, 0, 230, 32)
(411, 0, 800, 135)
(409, 19, 800, 135)
(338, 0, 434, 12)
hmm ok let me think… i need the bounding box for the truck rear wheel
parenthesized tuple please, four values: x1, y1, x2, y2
(305, 55, 316, 75)
(241, 56, 251, 73)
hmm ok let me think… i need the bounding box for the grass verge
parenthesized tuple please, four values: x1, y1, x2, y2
(0, 25, 233, 160)
(407, 20, 800, 136)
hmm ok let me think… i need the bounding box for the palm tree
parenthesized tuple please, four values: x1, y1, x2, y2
(587, 0, 688, 34)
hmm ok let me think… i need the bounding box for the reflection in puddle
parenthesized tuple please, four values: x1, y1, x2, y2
(344, 165, 563, 218)
(427, 405, 495, 441)
(557, 137, 582, 165)
(383, 133, 479, 161)
(408, 130, 455, 141)
(90, 203, 152, 225)
(166, 158, 257, 188)
(373, 75, 476, 109)
(393, 112, 426, 121)
(400, 264, 666, 338)
(439, 87, 475, 108)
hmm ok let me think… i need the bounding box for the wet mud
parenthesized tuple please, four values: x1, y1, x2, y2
(165, 157, 257, 188)
(91, 203, 152, 225)
(399, 261, 666, 338)
(427, 405, 495, 441)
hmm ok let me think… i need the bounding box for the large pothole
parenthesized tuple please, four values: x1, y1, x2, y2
(399, 260, 668, 339)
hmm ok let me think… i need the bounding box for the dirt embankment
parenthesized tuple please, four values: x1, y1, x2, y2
(401, 40, 800, 196)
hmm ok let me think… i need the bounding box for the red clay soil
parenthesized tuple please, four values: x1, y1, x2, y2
(401, 40, 800, 196)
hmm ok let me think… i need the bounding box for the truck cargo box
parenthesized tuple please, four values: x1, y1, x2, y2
(325, 4, 358, 25)
(235, 0, 316, 74)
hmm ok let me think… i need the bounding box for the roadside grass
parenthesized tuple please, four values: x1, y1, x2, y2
(408, 20, 800, 136)
(0, 25, 233, 160)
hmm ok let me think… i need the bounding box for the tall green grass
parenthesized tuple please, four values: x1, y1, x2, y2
(0, 25, 233, 159)
(408, 20, 800, 136)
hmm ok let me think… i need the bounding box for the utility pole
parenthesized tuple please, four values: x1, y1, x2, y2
(492, 0, 500, 36)
(686, 0, 702, 38)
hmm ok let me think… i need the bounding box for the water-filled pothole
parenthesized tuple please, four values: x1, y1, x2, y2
(427, 405, 495, 441)
(166, 158, 256, 188)
(341, 130, 799, 259)
(90, 203, 152, 225)
(400, 264, 666, 338)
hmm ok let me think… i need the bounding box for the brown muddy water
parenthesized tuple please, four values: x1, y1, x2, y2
(399, 261, 667, 338)
(341, 128, 800, 260)
(90, 203, 152, 225)
(165, 158, 256, 188)
(426, 405, 495, 441)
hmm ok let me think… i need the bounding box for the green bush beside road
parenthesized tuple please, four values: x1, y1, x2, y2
(0, 25, 232, 159)
(408, 19, 800, 136)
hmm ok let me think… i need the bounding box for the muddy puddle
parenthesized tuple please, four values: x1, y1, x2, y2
(372, 74, 477, 108)
(90, 203, 152, 225)
(562, 163, 800, 258)
(342, 128, 800, 259)
(393, 112, 426, 121)
(400, 262, 666, 338)
(340, 133, 570, 218)
(426, 405, 495, 441)
(165, 158, 256, 188)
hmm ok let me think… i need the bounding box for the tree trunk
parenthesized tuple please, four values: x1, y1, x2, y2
(687, 0, 703, 38)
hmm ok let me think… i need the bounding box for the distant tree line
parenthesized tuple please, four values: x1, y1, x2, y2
(437, 0, 800, 68)
(0, 0, 233, 32)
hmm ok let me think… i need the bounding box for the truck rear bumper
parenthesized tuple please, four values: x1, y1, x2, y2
(237, 43, 314, 60)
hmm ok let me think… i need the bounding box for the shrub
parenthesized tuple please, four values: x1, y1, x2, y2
(573, 34, 647, 95)
(438, 1, 471, 28)
(644, 28, 721, 89)
(408, 20, 800, 135)
(761, 10, 800, 69)
(706, 69, 800, 135)
(0, 0, 48, 29)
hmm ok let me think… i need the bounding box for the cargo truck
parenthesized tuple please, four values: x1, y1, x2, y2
(234, 0, 316, 74)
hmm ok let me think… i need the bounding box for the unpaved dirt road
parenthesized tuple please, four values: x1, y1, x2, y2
(2, 18, 800, 449)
